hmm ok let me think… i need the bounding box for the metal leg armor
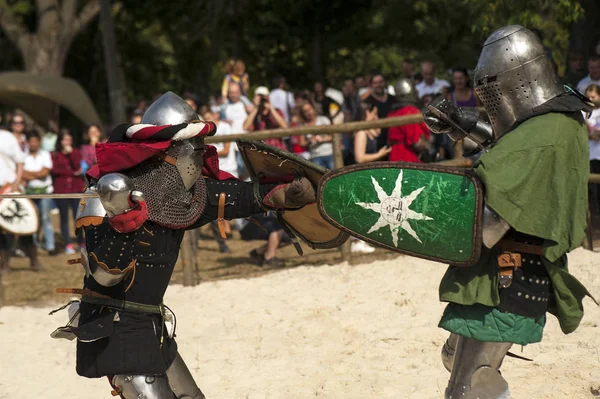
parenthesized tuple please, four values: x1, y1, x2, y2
(112, 353, 205, 399)
(166, 353, 206, 399)
(112, 374, 174, 399)
(445, 335, 512, 399)
(441, 333, 459, 372)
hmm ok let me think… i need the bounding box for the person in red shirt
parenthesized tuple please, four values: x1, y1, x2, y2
(51, 130, 84, 254)
(387, 79, 431, 162)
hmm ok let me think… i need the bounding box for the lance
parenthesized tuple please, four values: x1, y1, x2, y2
(0, 193, 99, 199)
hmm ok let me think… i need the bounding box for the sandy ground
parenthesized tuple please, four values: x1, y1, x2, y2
(1, 248, 600, 399)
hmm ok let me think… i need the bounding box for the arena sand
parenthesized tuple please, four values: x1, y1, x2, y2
(1, 248, 600, 399)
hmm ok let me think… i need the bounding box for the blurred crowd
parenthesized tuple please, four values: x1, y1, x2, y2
(2, 49, 600, 271)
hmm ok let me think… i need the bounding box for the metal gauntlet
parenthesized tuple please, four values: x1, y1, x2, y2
(96, 173, 144, 217)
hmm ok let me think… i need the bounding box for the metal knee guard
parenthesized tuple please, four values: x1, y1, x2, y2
(166, 353, 206, 399)
(441, 333, 459, 372)
(445, 336, 512, 399)
(112, 374, 173, 399)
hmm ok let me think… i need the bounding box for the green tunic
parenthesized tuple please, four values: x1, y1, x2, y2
(439, 112, 594, 345)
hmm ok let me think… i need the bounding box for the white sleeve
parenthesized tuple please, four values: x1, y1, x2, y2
(11, 138, 25, 163)
(289, 92, 296, 109)
(42, 151, 53, 169)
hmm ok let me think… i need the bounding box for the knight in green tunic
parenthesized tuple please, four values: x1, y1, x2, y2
(423, 25, 594, 399)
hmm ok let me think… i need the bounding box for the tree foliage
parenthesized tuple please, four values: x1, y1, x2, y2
(0, 0, 587, 124)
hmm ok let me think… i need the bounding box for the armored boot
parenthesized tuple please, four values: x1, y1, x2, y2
(262, 177, 316, 210)
(445, 335, 512, 399)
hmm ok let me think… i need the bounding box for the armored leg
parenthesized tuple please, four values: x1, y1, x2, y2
(112, 374, 174, 399)
(445, 335, 512, 399)
(441, 333, 459, 372)
(166, 352, 206, 399)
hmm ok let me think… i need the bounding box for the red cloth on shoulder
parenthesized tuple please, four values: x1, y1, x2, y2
(387, 105, 430, 163)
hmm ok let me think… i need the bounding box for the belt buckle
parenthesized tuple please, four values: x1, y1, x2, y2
(498, 252, 521, 288)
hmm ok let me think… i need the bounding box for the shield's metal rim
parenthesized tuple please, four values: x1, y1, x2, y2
(317, 161, 484, 267)
(236, 140, 349, 249)
(0, 197, 40, 236)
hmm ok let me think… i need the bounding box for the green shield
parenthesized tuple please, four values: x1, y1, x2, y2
(318, 162, 484, 266)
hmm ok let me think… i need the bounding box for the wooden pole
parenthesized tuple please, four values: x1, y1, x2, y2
(205, 114, 424, 144)
(331, 132, 352, 262)
(181, 231, 196, 287)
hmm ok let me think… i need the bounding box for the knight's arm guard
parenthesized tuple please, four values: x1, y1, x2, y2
(422, 97, 493, 150)
(82, 223, 138, 287)
(96, 173, 148, 233)
(482, 204, 510, 248)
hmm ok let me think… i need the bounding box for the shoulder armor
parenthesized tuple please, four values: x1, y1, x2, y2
(75, 186, 106, 229)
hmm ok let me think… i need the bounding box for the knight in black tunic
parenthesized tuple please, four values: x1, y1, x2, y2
(52, 92, 316, 399)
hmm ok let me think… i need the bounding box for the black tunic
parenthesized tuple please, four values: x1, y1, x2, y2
(75, 179, 274, 378)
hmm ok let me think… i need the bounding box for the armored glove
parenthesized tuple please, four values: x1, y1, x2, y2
(96, 173, 148, 233)
(423, 97, 493, 149)
(262, 177, 316, 210)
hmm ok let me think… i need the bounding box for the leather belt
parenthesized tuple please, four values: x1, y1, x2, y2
(497, 238, 544, 256)
(217, 192, 227, 239)
(81, 295, 164, 315)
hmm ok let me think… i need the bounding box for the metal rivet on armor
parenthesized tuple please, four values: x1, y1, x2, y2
(530, 260, 534, 264)
(529, 278, 533, 283)
(517, 292, 522, 296)
(521, 276, 526, 281)
(536, 279, 540, 284)
(538, 297, 542, 301)
(532, 296, 536, 300)
(537, 261, 541, 265)
(525, 294, 530, 299)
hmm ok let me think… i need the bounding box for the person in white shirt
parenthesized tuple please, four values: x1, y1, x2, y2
(584, 84, 600, 213)
(415, 60, 450, 98)
(0, 127, 26, 273)
(221, 82, 253, 179)
(576, 55, 600, 94)
(23, 131, 56, 258)
(269, 76, 295, 124)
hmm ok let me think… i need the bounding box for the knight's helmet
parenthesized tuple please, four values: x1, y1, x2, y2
(394, 78, 419, 105)
(142, 91, 201, 125)
(142, 91, 211, 190)
(474, 25, 564, 138)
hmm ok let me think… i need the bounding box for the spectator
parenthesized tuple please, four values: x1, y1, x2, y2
(41, 119, 59, 152)
(312, 82, 337, 118)
(402, 58, 416, 82)
(51, 131, 84, 255)
(244, 86, 288, 150)
(387, 79, 432, 163)
(80, 125, 104, 174)
(342, 79, 362, 122)
(562, 50, 586, 88)
(242, 213, 291, 267)
(222, 59, 250, 99)
(353, 107, 391, 163)
(184, 93, 199, 113)
(202, 110, 238, 178)
(130, 109, 143, 125)
(10, 113, 28, 152)
(362, 73, 397, 149)
(0, 123, 25, 273)
(269, 76, 295, 124)
(222, 82, 253, 179)
(23, 131, 55, 262)
(585, 84, 600, 213)
(355, 75, 369, 96)
(447, 68, 479, 107)
(300, 101, 333, 169)
(415, 60, 450, 98)
(577, 55, 600, 94)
